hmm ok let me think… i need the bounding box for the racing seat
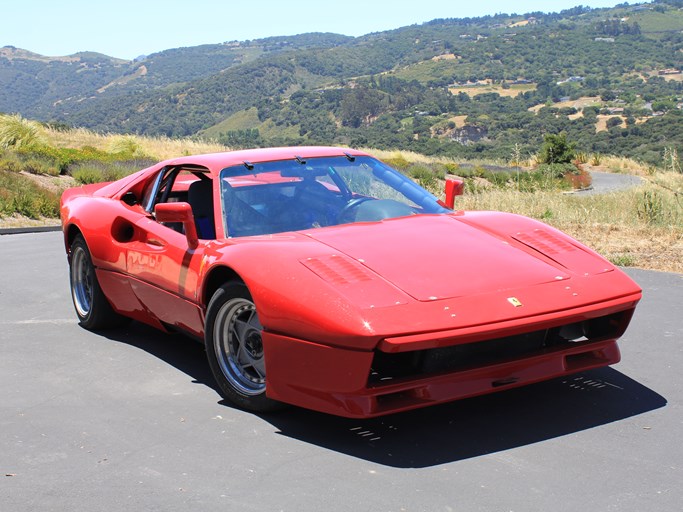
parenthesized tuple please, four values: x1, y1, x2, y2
(188, 179, 216, 239)
(223, 183, 271, 237)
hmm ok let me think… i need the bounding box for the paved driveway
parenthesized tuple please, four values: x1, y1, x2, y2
(1, 232, 681, 511)
(576, 171, 644, 195)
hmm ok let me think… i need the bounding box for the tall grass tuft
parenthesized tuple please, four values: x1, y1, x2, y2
(109, 135, 147, 157)
(0, 114, 46, 149)
(70, 159, 155, 184)
(43, 126, 228, 161)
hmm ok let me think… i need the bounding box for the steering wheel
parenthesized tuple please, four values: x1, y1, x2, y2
(337, 197, 373, 223)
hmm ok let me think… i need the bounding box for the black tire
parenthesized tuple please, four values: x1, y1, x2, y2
(205, 281, 284, 413)
(69, 235, 127, 330)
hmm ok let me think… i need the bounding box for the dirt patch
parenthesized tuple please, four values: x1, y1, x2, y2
(449, 115, 468, 128)
(432, 54, 458, 61)
(0, 214, 61, 229)
(450, 83, 535, 98)
(595, 114, 626, 132)
(529, 96, 601, 113)
(20, 172, 76, 194)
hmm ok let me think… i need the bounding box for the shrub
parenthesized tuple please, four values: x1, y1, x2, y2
(0, 114, 46, 149)
(610, 254, 635, 267)
(71, 167, 103, 185)
(109, 136, 147, 158)
(70, 160, 151, 184)
(574, 152, 589, 164)
(538, 132, 576, 165)
(443, 162, 460, 174)
(382, 153, 410, 170)
(0, 152, 24, 173)
(606, 117, 623, 129)
(409, 164, 439, 191)
(0, 150, 60, 175)
(0, 170, 59, 218)
(537, 162, 578, 179)
(637, 190, 665, 225)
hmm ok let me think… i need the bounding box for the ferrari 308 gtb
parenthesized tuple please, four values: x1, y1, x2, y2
(60, 146, 641, 418)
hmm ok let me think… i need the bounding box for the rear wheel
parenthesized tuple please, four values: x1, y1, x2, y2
(205, 282, 283, 412)
(69, 235, 127, 330)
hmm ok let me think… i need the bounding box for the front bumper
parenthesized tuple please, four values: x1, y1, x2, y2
(262, 301, 637, 418)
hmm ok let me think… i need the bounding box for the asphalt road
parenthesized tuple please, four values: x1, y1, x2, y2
(1, 231, 681, 512)
(575, 171, 644, 195)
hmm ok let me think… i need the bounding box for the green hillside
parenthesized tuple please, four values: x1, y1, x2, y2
(2, 1, 683, 167)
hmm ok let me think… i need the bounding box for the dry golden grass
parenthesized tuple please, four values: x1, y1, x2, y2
(43, 127, 229, 160)
(365, 147, 512, 168)
(586, 155, 652, 176)
(456, 175, 683, 273)
(449, 115, 468, 128)
(449, 83, 535, 98)
(595, 114, 626, 132)
(528, 96, 601, 113)
(431, 54, 458, 61)
(7, 124, 682, 274)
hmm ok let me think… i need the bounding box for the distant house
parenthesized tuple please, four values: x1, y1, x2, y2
(595, 37, 615, 42)
(658, 69, 680, 75)
(557, 76, 584, 85)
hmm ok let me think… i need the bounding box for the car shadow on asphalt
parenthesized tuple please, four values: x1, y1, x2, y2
(263, 368, 666, 468)
(99, 322, 666, 469)
(98, 322, 220, 392)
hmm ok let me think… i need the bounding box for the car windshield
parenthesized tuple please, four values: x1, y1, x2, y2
(219, 155, 449, 238)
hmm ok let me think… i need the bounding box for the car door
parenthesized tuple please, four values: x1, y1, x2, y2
(124, 166, 212, 338)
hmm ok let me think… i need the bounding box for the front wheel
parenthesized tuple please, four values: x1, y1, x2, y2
(205, 282, 283, 413)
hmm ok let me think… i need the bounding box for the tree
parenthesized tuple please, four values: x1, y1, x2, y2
(538, 132, 576, 164)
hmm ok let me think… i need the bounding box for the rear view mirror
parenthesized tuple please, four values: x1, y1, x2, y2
(154, 202, 199, 248)
(444, 179, 465, 209)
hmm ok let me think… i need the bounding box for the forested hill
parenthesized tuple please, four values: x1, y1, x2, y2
(3, 1, 683, 165)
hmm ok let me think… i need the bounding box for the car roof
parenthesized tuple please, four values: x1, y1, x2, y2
(157, 146, 370, 177)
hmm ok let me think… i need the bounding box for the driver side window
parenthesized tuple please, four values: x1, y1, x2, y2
(142, 167, 176, 213)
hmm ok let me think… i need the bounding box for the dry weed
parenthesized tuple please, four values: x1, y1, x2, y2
(43, 127, 228, 160)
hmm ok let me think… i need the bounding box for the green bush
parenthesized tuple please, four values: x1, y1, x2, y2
(0, 151, 60, 175)
(70, 160, 152, 184)
(408, 164, 440, 191)
(637, 190, 665, 225)
(109, 136, 145, 156)
(443, 162, 460, 174)
(71, 167, 103, 185)
(0, 152, 24, 173)
(0, 171, 59, 219)
(536, 162, 578, 179)
(538, 132, 576, 165)
(382, 154, 411, 170)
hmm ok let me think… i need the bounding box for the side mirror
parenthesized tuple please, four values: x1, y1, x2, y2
(443, 179, 465, 209)
(154, 202, 199, 249)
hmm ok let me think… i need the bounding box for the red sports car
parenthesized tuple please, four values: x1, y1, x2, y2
(60, 146, 641, 418)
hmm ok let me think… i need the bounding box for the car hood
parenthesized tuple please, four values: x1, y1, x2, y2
(304, 214, 610, 302)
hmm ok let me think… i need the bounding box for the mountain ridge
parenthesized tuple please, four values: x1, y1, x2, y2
(2, 1, 683, 165)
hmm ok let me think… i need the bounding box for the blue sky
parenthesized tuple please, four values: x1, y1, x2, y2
(4, 0, 629, 60)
